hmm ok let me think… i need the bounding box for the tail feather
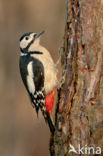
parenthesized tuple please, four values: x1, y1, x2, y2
(41, 105, 55, 134)
(30, 92, 55, 133)
(46, 111, 55, 134)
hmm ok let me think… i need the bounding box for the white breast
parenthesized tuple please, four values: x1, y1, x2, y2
(30, 45, 58, 94)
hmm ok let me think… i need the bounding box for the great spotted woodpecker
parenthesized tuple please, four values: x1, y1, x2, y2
(19, 31, 57, 133)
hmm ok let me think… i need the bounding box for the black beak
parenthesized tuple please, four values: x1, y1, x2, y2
(35, 30, 45, 39)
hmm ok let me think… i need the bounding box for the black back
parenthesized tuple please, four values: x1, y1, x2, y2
(19, 53, 45, 113)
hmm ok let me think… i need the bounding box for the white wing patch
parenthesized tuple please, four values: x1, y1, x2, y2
(27, 61, 35, 94)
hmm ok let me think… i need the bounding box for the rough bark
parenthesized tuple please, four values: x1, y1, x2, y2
(50, 0, 103, 155)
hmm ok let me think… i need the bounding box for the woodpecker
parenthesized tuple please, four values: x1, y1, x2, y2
(19, 31, 57, 133)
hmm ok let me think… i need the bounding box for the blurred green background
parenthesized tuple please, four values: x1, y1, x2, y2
(0, 0, 66, 155)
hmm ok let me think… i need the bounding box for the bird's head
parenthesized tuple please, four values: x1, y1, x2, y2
(19, 30, 45, 53)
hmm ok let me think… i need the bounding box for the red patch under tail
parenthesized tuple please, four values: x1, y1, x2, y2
(45, 88, 57, 114)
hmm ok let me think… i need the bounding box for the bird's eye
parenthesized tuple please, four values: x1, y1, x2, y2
(25, 36, 29, 40)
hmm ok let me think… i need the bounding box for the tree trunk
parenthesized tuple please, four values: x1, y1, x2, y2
(50, 0, 103, 155)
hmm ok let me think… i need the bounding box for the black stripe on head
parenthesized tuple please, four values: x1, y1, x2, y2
(29, 51, 43, 55)
(19, 32, 33, 41)
(26, 36, 35, 50)
(20, 49, 43, 55)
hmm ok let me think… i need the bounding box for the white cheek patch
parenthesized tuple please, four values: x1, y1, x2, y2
(20, 37, 33, 49)
(27, 62, 35, 94)
(20, 39, 28, 49)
